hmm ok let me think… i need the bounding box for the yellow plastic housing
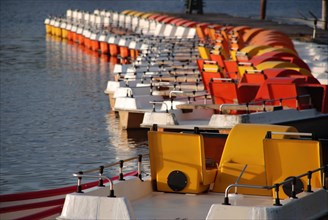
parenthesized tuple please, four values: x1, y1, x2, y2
(203, 64, 220, 72)
(255, 61, 311, 75)
(213, 124, 297, 196)
(256, 47, 297, 56)
(238, 65, 255, 76)
(263, 138, 322, 199)
(62, 29, 68, 39)
(121, 10, 133, 15)
(240, 45, 271, 58)
(198, 46, 211, 60)
(45, 24, 52, 34)
(148, 131, 217, 194)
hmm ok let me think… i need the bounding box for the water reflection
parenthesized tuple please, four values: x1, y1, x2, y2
(105, 111, 150, 175)
(46, 33, 150, 170)
(1, 35, 149, 194)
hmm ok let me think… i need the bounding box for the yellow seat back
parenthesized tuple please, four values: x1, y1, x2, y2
(148, 131, 217, 194)
(203, 64, 220, 72)
(198, 45, 211, 60)
(263, 137, 322, 199)
(213, 124, 297, 196)
(238, 65, 255, 76)
(239, 45, 271, 58)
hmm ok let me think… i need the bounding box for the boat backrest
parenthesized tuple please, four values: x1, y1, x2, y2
(197, 45, 211, 60)
(210, 54, 225, 67)
(212, 124, 297, 196)
(240, 73, 266, 84)
(201, 72, 224, 92)
(209, 80, 238, 105)
(237, 65, 255, 77)
(223, 60, 239, 75)
(148, 131, 217, 194)
(237, 83, 260, 104)
(263, 137, 322, 199)
(254, 77, 310, 109)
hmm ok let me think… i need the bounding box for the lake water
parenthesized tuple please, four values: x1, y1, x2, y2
(0, 0, 326, 194)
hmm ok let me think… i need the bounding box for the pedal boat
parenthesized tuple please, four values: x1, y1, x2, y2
(56, 124, 328, 219)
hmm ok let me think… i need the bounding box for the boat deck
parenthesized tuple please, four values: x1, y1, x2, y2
(132, 191, 274, 219)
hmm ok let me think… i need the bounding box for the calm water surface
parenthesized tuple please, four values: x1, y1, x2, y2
(0, 0, 325, 194)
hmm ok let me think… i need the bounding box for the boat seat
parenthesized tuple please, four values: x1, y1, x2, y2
(209, 80, 260, 111)
(148, 131, 217, 194)
(240, 73, 266, 84)
(223, 60, 239, 75)
(203, 64, 220, 73)
(209, 80, 238, 105)
(263, 137, 322, 199)
(237, 83, 260, 104)
(254, 77, 311, 109)
(201, 71, 224, 91)
(210, 54, 225, 68)
(237, 65, 255, 77)
(198, 45, 211, 59)
(212, 124, 297, 196)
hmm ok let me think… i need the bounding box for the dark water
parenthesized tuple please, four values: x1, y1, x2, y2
(0, 0, 324, 194)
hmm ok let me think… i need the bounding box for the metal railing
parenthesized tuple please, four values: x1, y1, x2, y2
(222, 165, 327, 206)
(73, 154, 149, 197)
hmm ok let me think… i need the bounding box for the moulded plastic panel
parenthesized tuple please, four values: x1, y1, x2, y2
(214, 40, 230, 60)
(203, 134, 226, 164)
(212, 124, 297, 195)
(197, 46, 210, 60)
(223, 60, 238, 75)
(239, 45, 271, 58)
(169, 18, 184, 25)
(201, 72, 224, 91)
(100, 42, 109, 54)
(154, 15, 169, 22)
(263, 138, 322, 199)
(121, 10, 133, 15)
(255, 61, 299, 70)
(237, 65, 255, 76)
(256, 47, 297, 57)
(298, 84, 328, 113)
(215, 163, 271, 196)
(148, 132, 217, 194)
(140, 13, 153, 19)
(203, 64, 220, 72)
(210, 54, 225, 68)
(196, 27, 206, 41)
(254, 76, 315, 109)
(240, 73, 266, 84)
(209, 81, 238, 105)
(133, 11, 145, 18)
(262, 68, 302, 78)
(161, 17, 176, 24)
(183, 21, 198, 27)
(242, 28, 265, 43)
(237, 83, 260, 104)
(147, 14, 161, 20)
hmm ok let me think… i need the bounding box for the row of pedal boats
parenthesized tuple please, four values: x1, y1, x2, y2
(45, 10, 328, 134)
(1, 9, 327, 219)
